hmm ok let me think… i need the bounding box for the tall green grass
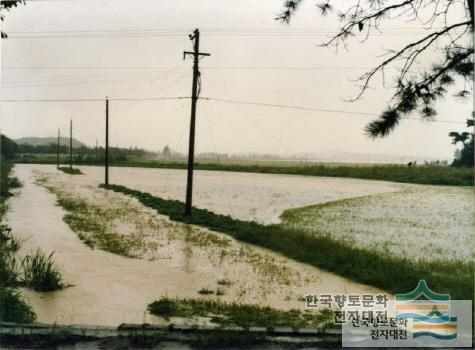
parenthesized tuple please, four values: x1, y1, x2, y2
(0, 288, 36, 323)
(102, 184, 473, 300)
(0, 225, 21, 289)
(20, 249, 65, 292)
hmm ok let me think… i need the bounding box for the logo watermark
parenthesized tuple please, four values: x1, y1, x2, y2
(305, 280, 472, 347)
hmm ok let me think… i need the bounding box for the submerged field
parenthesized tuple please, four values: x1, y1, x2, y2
(8, 164, 383, 326)
(282, 186, 474, 262)
(17, 158, 474, 186)
(5, 163, 473, 328)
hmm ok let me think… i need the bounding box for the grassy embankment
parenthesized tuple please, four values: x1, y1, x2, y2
(102, 184, 473, 300)
(0, 163, 65, 323)
(17, 157, 474, 186)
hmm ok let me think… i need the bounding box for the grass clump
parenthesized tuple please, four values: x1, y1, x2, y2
(0, 288, 36, 323)
(198, 288, 214, 295)
(148, 297, 332, 328)
(20, 249, 65, 292)
(58, 167, 83, 175)
(8, 177, 22, 189)
(217, 278, 232, 286)
(0, 225, 36, 324)
(103, 184, 474, 300)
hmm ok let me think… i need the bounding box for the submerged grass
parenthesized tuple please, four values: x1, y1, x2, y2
(58, 167, 83, 175)
(148, 297, 333, 329)
(39, 180, 150, 258)
(103, 184, 474, 300)
(58, 194, 143, 257)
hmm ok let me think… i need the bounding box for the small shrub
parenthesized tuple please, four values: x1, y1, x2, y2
(20, 249, 65, 292)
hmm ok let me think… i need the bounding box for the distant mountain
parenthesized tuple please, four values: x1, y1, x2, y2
(15, 137, 87, 148)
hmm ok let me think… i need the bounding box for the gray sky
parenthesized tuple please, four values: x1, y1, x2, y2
(1, 0, 472, 161)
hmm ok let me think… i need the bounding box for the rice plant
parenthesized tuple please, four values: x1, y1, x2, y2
(20, 249, 65, 292)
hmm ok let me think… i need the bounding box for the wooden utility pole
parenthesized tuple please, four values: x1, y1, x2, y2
(105, 97, 109, 185)
(69, 119, 73, 169)
(57, 128, 60, 169)
(183, 28, 210, 216)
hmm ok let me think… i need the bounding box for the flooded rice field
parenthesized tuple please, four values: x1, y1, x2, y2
(7, 164, 471, 328)
(7, 164, 390, 326)
(70, 164, 402, 224)
(281, 185, 474, 262)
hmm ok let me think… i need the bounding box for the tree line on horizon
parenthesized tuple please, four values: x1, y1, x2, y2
(1, 134, 472, 167)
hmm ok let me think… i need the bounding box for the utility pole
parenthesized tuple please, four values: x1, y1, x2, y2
(57, 128, 60, 169)
(105, 97, 109, 185)
(69, 119, 73, 169)
(183, 28, 210, 216)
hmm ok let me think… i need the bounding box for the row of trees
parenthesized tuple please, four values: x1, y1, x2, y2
(2, 137, 159, 163)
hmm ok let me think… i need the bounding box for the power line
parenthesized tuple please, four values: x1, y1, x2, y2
(8, 26, 445, 33)
(200, 97, 466, 124)
(2, 97, 189, 102)
(1, 65, 429, 71)
(2, 67, 190, 88)
(2, 95, 465, 125)
(6, 33, 444, 39)
(6, 27, 457, 39)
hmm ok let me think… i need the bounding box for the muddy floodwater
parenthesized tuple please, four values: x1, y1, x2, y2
(74, 164, 401, 224)
(7, 164, 402, 326)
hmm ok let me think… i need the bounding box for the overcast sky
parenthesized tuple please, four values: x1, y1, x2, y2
(1, 0, 472, 161)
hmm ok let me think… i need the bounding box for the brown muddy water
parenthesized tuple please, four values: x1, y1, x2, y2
(73, 164, 402, 224)
(6, 164, 396, 327)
